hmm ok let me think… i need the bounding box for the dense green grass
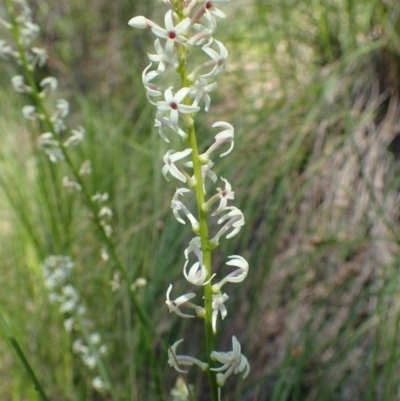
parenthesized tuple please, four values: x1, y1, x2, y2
(1, 0, 400, 400)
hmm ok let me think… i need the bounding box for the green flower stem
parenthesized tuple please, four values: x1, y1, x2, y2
(178, 55, 219, 401)
(0, 310, 50, 401)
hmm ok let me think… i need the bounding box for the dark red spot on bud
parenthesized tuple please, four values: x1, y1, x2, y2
(206, 2, 212, 9)
(171, 102, 178, 110)
(169, 31, 176, 39)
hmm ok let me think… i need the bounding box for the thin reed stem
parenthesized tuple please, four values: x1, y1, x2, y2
(0, 311, 50, 401)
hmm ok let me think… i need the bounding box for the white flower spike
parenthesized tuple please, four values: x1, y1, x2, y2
(127, 0, 250, 391)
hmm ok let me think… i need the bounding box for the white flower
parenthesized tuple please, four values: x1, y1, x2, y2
(39, 76, 58, 97)
(11, 75, 30, 93)
(55, 99, 69, 118)
(184, 159, 217, 193)
(130, 277, 147, 291)
(101, 247, 109, 262)
(202, 177, 234, 214)
(201, 40, 228, 78)
(62, 176, 82, 191)
(162, 148, 193, 183)
(64, 126, 85, 147)
(83, 354, 96, 369)
(188, 10, 217, 46)
(212, 255, 249, 293)
(151, 10, 191, 56)
(203, 0, 230, 19)
(99, 344, 108, 355)
(79, 160, 92, 175)
(31, 47, 48, 67)
(38, 132, 65, 163)
(190, 78, 217, 112)
(92, 376, 107, 392)
(59, 285, 79, 313)
(165, 284, 196, 318)
(64, 317, 75, 332)
(199, 121, 234, 162)
(209, 206, 245, 247)
(211, 336, 250, 387)
(168, 339, 209, 373)
(155, 110, 188, 142)
(171, 187, 200, 231)
(102, 223, 113, 237)
(211, 292, 229, 333)
(184, 236, 202, 261)
(128, 16, 158, 29)
(92, 192, 109, 202)
(157, 87, 200, 130)
(22, 105, 38, 120)
(99, 206, 113, 219)
(73, 339, 88, 355)
(142, 63, 163, 105)
(89, 333, 101, 345)
(170, 377, 193, 401)
(187, 40, 228, 81)
(147, 38, 178, 72)
(0, 40, 13, 60)
(184, 260, 215, 286)
(20, 21, 40, 45)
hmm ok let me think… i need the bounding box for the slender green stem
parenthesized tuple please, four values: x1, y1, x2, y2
(0, 311, 50, 401)
(177, 48, 219, 401)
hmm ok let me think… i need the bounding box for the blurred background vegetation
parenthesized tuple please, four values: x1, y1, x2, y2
(1, 0, 400, 400)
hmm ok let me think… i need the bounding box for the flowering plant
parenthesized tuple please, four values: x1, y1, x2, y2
(129, 1, 250, 399)
(1, 0, 250, 399)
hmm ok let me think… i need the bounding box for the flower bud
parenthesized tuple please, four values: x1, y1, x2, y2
(128, 16, 151, 29)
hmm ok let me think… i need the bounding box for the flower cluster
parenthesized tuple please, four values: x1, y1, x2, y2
(3, 0, 84, 163)
(41, 255, 109, 392)
(2, 0, 116, 262)
(129, 1, 249, 398)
